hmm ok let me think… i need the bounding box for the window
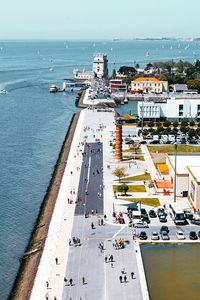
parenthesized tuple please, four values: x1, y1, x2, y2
(190, 180, 195, 201)
(197, 104, 200, 116)
(179, 104, 184, 116)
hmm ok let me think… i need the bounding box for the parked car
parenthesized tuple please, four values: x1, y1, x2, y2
(141, 208, 148, 217)
(125, 140, 134, 145)
(189, 231, 198, 240)
(159, 215, 167, 223)
(149, 210, 157, 218)
(157, 208, 167, 217)
(161, 231, 170, 240)
(139, 231, 148, 240)
(176, 231, 185, 240)
(188, 140, 198, 144)
(149, 140, 160, 144)
(139, 140, 147, 144)
(133, 220, 149, 228)
(184, 210, 193, 220)
(142, 215, 151, 224)
(151, 232, 160, 240)
(190, 218, 200, 225)
(164, 140, 172, 144)
(160, 226, 169, 234)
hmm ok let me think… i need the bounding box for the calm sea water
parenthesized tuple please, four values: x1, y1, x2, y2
(141, 244, 200, 300)
(0, 40, 200, 299)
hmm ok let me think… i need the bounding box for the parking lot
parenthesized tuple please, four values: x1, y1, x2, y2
(127, 205, 200, 242)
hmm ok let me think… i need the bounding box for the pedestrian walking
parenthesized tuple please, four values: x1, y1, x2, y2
(54, 297, 57, 300)
(91, 222, 95, 229)
(82, 277, 85, 285)
(121, 268, 126, 274)
(105, 256, 108, 263)
(64, 277, 67, 283)
(55, 257, 58, 265)
(46, 281, 49, 288)
(111, 263, 113, 268)
(101, 219, 104, 225)
(131, 272, 134, 279)
(124, 275, 127, 282)
(69, 278, 73, 286)
(119, 276, 123, 283)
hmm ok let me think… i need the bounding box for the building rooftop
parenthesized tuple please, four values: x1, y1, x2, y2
(133, 77, 160, 82)
(168, 154, 200, 175)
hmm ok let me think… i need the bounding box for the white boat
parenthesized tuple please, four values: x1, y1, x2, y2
(0, 89, 8, 94)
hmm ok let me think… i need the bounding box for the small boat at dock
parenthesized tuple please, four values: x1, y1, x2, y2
(49, 84, 58, 93)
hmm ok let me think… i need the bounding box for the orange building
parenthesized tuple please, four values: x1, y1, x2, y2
(131, 77, 168, 93)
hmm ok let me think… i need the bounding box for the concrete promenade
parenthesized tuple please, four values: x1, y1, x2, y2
(30, 108, 147, 300)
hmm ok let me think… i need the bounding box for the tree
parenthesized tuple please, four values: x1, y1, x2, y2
(180, 126, 189, 134)
(118, 66, 137, 76)
(148, 181, 154, 194)
(171, 128, 178, 135)
(187, 79, 200, 93)
(142, 129, 149, 137)
(189, 120, 195, 127)
(112, 167, 127, 182)
(118, 183, 129, 195)
(112, 69, 116, 79)
(137, 120, 146, 127)
(163, 120, 171, 127)
(172, 119, 179, 128)
(181, 119, 188, 127)
(130, 143, 141, 153)
(148, 121, 154, 127)
(187, 129, 196, 139)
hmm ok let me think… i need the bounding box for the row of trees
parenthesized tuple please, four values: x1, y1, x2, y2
(112, 60, 200, 92)
(141, 127, 200, 139)
(137, 119, 198, 128)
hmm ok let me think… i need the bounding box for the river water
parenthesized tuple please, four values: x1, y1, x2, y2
(141, 244, 200, 300)
(1, 40, 200, 299)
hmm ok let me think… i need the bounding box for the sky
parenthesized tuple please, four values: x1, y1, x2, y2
(1, 0, 200, 40)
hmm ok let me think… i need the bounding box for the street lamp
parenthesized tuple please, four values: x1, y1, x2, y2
(141, 95, 144, 136)
(174, 142, 178, 203)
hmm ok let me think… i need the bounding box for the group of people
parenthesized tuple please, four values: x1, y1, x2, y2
(63, 276, 86, 286)
(69, 237, 81, 246)
(105, 254, 114, 263)
(119, 271, 135, 283)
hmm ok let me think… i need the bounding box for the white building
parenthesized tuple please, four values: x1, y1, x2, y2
(92, 53, 108, 79)
(138, 96, 200, 120)
(138, 102, 161, 119)
(166, 154, 200, 210)
(73, 69, 94, 81)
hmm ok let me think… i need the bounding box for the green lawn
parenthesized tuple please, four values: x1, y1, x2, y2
(113, 185, 146, 193)
(123, 148, 142, 153)
(148, 145, 200, 154)
(120, 173, 151, 182)
(123, 155, 144, 161)
(120, 197, 160, 207)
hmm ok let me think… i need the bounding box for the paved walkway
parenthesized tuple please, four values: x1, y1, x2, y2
(29, 104, 197, 300)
